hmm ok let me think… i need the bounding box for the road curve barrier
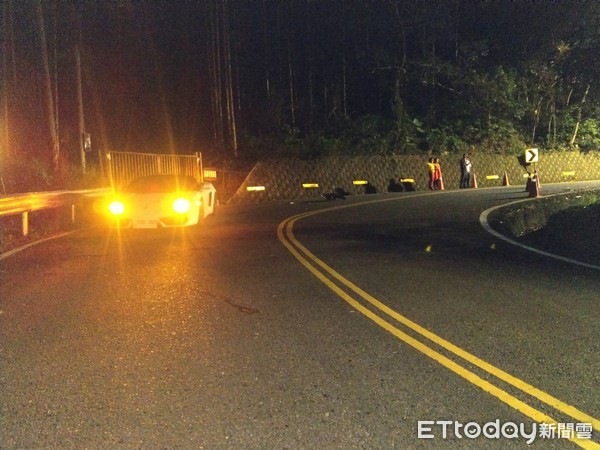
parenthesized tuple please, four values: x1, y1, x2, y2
(0, 188, 111, 236)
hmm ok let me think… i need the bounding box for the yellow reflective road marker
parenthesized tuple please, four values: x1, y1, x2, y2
(203, 168, 218, 180)
(246, 186, 266, 192)
(277, 197, 599, 449)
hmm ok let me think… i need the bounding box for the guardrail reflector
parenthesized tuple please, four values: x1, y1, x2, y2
(353, 180, 368, 185)
(485, 175, 500, 180)
(204, 169, 217, 180)
(246, 186, 266, 192)
(302, 183, 319, 188)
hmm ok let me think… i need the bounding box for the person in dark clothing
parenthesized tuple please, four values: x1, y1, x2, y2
(460, 154, 472, 188)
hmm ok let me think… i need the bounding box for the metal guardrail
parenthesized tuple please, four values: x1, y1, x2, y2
(0, 188, 111, 236)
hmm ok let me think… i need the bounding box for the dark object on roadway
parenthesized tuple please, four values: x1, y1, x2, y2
(322, 187, 349, 200)
(401, 180, 416, 191)
(365, 183, 377, 194)
(388, 178, 404, 192)
(322, 192, 346, 200)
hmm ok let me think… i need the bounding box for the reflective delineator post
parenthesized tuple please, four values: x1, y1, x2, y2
(22, 211, 29, 236)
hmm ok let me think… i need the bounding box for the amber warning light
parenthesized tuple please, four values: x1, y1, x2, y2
(108, 200, 125, 215)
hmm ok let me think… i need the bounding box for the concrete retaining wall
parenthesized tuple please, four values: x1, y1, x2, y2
(228, 151, 600, 203)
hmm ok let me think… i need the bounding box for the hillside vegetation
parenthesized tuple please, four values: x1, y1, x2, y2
(2, 1, 600, 192)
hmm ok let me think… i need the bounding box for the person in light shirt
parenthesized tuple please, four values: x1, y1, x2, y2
(460, 154, 472, 188)
(427, 157, 436, 190)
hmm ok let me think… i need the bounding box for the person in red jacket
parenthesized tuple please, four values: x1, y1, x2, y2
(433, 158, 443, 190)
(427, 157, 436, 190)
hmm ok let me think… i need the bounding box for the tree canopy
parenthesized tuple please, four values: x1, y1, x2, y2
(225, 0, 600, 159)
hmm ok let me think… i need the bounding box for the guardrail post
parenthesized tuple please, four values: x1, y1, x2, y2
(22, 211, 29, 236)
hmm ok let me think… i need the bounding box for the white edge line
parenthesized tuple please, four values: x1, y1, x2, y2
(0, 230, 77, 261)
(479, 198, 600, 271)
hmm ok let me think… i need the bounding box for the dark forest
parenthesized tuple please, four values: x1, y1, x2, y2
(2, 1, 600, 188)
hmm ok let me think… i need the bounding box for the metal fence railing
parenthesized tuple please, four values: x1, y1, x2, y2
(106, 151, 203, 189)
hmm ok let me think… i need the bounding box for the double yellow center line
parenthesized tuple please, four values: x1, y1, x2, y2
(277, 197, 599, 449)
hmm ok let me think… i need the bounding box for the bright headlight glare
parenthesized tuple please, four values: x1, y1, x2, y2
(108, 200, 125, 215)
(172, 198, 191, 214)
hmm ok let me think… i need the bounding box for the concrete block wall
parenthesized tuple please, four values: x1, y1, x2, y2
(228, 151, 600, 203)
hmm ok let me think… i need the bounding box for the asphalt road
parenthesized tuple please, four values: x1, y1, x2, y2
(1, 183, 599, 449)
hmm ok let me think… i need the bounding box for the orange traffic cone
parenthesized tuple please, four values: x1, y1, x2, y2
(471, 173, 478, 188)
(502, 171, 510, 186)
(438, 177, 444, 190)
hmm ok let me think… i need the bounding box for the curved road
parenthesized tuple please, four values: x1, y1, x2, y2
(1, 183, 599, 449)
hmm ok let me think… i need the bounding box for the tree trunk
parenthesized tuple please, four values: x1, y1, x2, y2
(35, 1, 59, 171)
(75, 45, 86, 174)
(1, 1, 11, 159)
(262, 0, 271, 102)
(223, 2, 238, 158)
(531, 96, 543, 144)
(342, 51, 347, 118)
(548, 95, 556, 149)
(570, 83, 590, 146)
(209, 2, 225, 152)
(391, 4, 407, 130)
(287, 38, 295, 131)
